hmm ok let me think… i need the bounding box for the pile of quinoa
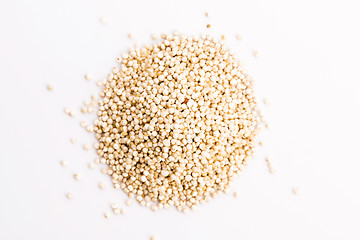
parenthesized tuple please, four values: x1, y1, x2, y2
(93, 34, 259, 211)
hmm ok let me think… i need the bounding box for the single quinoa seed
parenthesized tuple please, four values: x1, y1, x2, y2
(233, 192, 239, 198)
(99, 183, 106, 189)
(46, 84, 54, 91)
(66, 193, 73, 199)
(206, 24, 211, 28)
(236, 34, 242, 40)
(100, 17, 108, 24)
(73, 173, 81, 181)
(93, 34, 258, 211)
(293, 187, 300, 195)
(83, 144, 90, 151)
(84, 74, 92, 80)
(253, 50, 260, 57)
(60, 160, 68, 166)
(80, 121, 87, 127)
(263, 98, 270, 105)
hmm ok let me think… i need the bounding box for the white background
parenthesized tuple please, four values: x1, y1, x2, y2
(1, 0, 360, 239)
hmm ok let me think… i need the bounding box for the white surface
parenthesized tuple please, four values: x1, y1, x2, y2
(1, 0, 360, 239)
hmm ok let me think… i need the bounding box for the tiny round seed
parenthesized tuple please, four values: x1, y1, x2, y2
(151, 34, 158, 40)
(206, 24, 211, 28)
(120, 208, 125, 214)
(236, 34, 242, 40)
(66, 193, 73, 199)
(104, 212, 110, 219)
(205, 12, 209, 17)
(81, 107, 88, 113)
(253, 50, 260, 57)
(113, 208, 120, 214)
(233, 192, 239, 198)
(46, 84, 54, 91)
(80, 121, 87, 127)
(83, 144, 90, 151)
(84, 74, 92, 80)
(269, 168, 275, 174)
(150, 236, 158, 240)
(263, 98, 270, 105)
(88, 163, 95, 169)
(126, 199, 133, 207)
(293, 187, 300, 195)
(86, 126, 93, 132)
(60, 160, 68, 166)
(97, 80, 103, 87)
(128, 33, 134, 39)
(71, 138, 78, 144)
(100, 17, 108, 24)
(99, 183, 106, 189)
(73, 173, 81, 180)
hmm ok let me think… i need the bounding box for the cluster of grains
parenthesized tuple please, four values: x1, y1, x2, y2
(93, 34, 259, 211)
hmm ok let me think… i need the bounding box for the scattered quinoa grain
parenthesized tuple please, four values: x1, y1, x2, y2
(46, 84, 54, 91)
(104, 212, 110, 219)
(233, 192, 239, 198)
(120, 208, 125, 214)
(99, 183, 106, 189)
(263, 98, 270, 105)
(71, 138, 78, 144)
(205, 12, 209, 17)
(66, 193, 73, 199)
(253, 50, 260, 57)
(88, 163, 95, 169)
(81, 107, 87, 113)
(206, 24, 211, 28)
(84, 74, 92, 80)
(236, 34, 242, 40)
(83, 144, 90, 151)
(97, 80, 103, 87)
(86, 125, 93, 132)
(60, 160, 68, 166)
(150, 236, 158, 240)
(293, 187, 300, 195)
(100, 17, 108, 24)
(80, 121, 87, 127)
(113, 208, 120, 214)
(126, 199, 133, 207)
(151, 34, 158, 40)
(221, 34, 227, 40)
(73, 173, 81, 181)
(128, 33, 134, 39)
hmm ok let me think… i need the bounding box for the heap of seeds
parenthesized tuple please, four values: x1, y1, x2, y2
(93, 34, 259, 211)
